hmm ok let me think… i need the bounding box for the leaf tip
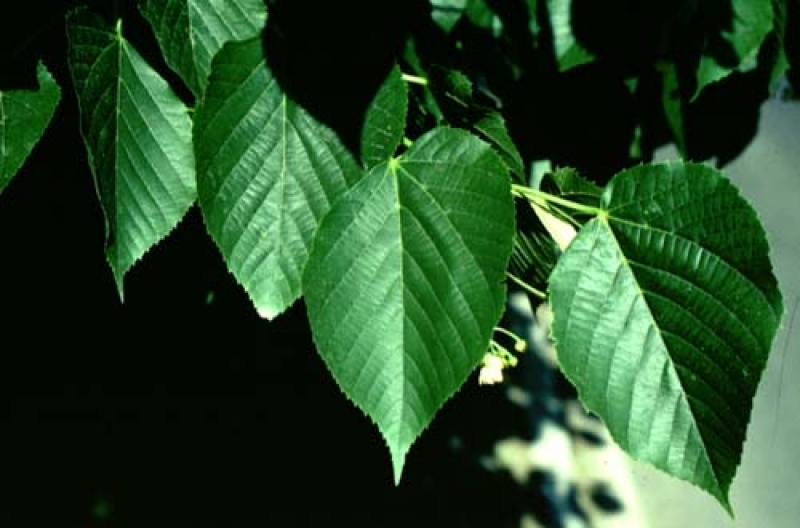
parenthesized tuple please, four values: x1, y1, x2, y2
(257, 306, 278, 320)
(390, 447, 407, 486)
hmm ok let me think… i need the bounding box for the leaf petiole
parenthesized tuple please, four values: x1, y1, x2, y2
(506, 273, 546, 299)
(511, 184, 601, 216)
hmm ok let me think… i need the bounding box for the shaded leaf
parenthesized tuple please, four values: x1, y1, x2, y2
(303, 128, 515, 481)
(430, 0, 467, 33)
(140, 0, 267, 97)
(0, 62, 60, 195)
(361, 65, 407, 168)
(540, 166, 601, 206)
(431, 68, 525, 179)
(548, 0, 595, 71)
(194, 37, 361, 319)
(694, 0, 774, 98)
(548, 161, 783, 513)
(67, 8, 196, 298)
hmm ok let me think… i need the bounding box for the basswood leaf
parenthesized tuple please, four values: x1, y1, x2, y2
(303, 128, 515, 481)
(694, 0, 773, 98)
(139, 0, 267, 97)
(67, 8, 196, 298)
(548, 161, 783, 513)
(194, 38, 361, 319)
(0, 62, 61, 195)
(361, 65, 407, 168)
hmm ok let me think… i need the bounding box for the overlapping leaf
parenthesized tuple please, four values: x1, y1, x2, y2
(361, 65, 407, 169)
(140, 0, 267, 97)
(548, 161, 783, 512)
(303, 128, 515, 481)
(67, 8, 196, 297)
(0, 63, 61, 195)
(194, 37, 361, 319)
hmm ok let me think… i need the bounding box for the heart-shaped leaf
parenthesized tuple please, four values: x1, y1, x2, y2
(303, 127, 515, 481)
(0, 62, 61, 195)
(194, 37, 362, 319)
(140, 0, 267, 97)
(67, 8, 196, 298)
(548, 161, 783, 513)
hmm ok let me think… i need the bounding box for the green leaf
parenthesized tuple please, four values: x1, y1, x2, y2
(548, 0, 595, 71)
(303, 128, 515, 481)
(67, 8, 196, 298)
(430, 68, 525, 179)
(540, 166, 602, 206)
(361, 65, 407, 169)
(0, 62, 61, 195)
(139, 0, 267, 97)
(694, 0, 774, 98)
(194, 38, 362, 319)
(660, 61, 687, 156)
(548, 161, 783, 513)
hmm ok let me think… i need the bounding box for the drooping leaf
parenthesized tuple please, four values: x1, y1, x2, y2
(67, 8, 196, 298)
(694, 0, 774, 98)
(194, 37, 362, 319)
(303, 127, 515, 481)
(548, 161, 783, 513)
(361, 65, 407, 169)
(660, 61, 687, 156)
(139, 0, 267, 97)
(0, 62, 60, 195)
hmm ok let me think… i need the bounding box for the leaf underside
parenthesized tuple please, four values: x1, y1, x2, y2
(548, 161, 783, 513)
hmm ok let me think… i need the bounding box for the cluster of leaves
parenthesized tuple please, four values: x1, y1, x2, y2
(0, 0, 792, 516)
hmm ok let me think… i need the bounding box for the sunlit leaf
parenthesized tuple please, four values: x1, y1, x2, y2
(549, 161, 783, 513)
(304, 128, 515, 481)
(67, 8, 196, 297)
(194, 38, 361, 319)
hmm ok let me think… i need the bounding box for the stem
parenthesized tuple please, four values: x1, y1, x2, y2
(401, 73, 428, 85)
(506, 273, 546, 299)
(512, 184, 601, 216)
(493, 326, 524, 343)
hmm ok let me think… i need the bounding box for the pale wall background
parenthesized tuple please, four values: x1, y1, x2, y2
(631, 99, 800, 527)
